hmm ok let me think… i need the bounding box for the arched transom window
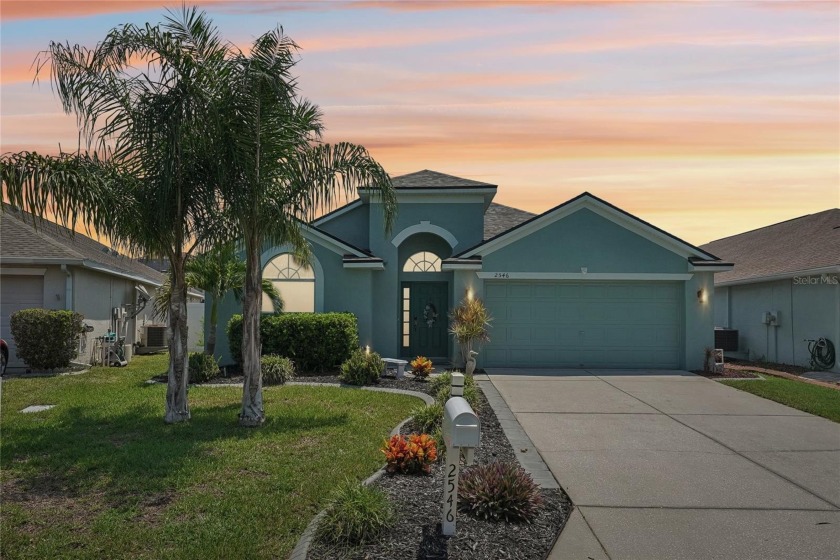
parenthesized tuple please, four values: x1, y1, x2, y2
(403, 251, 441, 272)
(262, 253, 315, 312)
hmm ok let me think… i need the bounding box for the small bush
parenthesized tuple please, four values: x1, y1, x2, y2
(382, 433, 438, 474)
(188, 352, 219, 383)
(410, 355, 433, 378)
(339, 348, 382, 386)
(316, 482, 394, 545)
(9, 309, 84, 370)
(459, 462, 543, 522)
(227, 312, 358, 373)
(432, 371, 480, 409)
(412, 402, 444, 434)
(261, 354, 295, 385)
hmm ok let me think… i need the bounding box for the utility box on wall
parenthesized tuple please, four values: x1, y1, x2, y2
(714, 328, 739, 352)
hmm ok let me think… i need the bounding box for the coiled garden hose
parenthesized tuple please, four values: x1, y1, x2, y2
(807, 338, 836, 371)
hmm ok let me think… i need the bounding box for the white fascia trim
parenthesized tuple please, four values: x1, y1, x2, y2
(689, 264, 734, 272)
(1, 257, 83, 266)
(391, 221, 459, 249)
(441, 263, 482, 271)
(81, 261, 163, 287)
(312, 199, 363, 226)
(478, 272, 693, 281)
(301, 224, 368, 257)
(0, 267, 48, 275)
(715, 265, 840, 287)
(343, 262, 385, 270)
(464, 197, 710, 260)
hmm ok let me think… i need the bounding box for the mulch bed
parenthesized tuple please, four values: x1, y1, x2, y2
(308, 381, 572, 560)
(727, 359, 808, 376)
(692, 368, 761, 380)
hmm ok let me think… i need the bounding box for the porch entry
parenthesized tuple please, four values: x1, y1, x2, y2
(401, 281, 448, 359)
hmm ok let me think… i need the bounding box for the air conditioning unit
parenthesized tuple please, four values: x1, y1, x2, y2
(142, 325, 168, 348)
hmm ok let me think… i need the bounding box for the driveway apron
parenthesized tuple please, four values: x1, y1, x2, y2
(485, 368, 840, 560)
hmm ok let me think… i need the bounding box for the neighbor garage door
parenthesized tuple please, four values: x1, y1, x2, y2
(484, 281, 682, 369)
(1, 275, 45, 370)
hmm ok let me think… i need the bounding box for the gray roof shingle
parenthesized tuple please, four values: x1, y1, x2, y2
(699, 208, 840, 284)
(483, 203, 535, 240)
(392, 170, 497, 189)
(1, 208, 167, 285)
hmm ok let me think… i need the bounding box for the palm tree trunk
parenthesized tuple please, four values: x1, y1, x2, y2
(239, 233, 264, 426)
(205, 299, 218, 357)
(165, 255, 191, 423)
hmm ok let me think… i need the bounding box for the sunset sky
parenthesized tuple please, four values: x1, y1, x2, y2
(1, 0, 838, 244)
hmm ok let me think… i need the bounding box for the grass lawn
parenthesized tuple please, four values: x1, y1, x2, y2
(722, 374, 840, 423)
(0, 354, 419, 559)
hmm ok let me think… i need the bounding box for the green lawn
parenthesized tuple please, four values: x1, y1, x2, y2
(722, 374, 840, 423)
(0, 355, 419, 559)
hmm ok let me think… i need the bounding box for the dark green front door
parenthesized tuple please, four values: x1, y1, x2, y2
(405, 282, 448, 358)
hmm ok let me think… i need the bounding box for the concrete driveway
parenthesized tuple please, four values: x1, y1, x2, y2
(485, 368, 840, 560)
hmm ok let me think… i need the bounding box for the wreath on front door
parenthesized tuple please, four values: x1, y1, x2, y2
(424, 303, 438, 328)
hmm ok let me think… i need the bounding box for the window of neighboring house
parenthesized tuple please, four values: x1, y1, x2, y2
(262, 253, 315, 312)
(402, 251, 442, 272)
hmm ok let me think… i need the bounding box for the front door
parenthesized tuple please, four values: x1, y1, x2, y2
(405, 282, 448, 358)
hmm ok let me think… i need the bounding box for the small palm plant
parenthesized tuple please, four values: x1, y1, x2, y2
(449, 294, 492, 370)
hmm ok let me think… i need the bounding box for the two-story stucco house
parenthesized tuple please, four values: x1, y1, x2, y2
(211, 170, 732, 371)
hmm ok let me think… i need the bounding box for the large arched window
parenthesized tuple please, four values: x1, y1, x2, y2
(262, 253, 315, 312)
(402, 251, 441, 272)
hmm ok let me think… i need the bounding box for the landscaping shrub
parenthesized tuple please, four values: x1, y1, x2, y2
(431, 371, 479, 409)
(339, 348, 382, 386)
(412, 402, 444, 433)
(459, 461, 543, 522)
(410, 355, 433, 378)
(261, 354, 295, 385)
(316, 482, 394, 546)
(382, 433, 438, 474)
(188, 352, 219, 383)
(9, 309, 84, 370)
(226, 312, 358, 373)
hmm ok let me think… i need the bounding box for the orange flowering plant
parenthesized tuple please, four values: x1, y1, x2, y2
(410, 356, 433, 378)
(382, 433, 438, 474)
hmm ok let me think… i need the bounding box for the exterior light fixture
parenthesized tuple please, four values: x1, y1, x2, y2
(466, 288, 474, 301)
(697, 289, 707, 304)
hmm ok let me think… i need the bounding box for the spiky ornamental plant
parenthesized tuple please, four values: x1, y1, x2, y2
(459, 462, 543, 522)
(449, 295, 492, 369)
(1, 7, 231, 423)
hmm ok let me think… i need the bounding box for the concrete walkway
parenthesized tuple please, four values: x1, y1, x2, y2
(485, 368, 840, 560)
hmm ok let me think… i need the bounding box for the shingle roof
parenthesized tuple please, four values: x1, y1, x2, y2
(700, 208, 840, 284)
(391, 170, 497, 189)
(483, 203, 535, 240)
(1, 208, 167, 285)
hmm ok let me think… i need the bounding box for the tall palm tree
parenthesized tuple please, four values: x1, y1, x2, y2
(214, 29, 397, 426)
(0, 7, 229, 423)
(153, 244, 284, 357)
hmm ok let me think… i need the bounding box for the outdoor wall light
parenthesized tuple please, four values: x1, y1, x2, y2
(466, 288, 474, 301)
(697, 289, 707, 304)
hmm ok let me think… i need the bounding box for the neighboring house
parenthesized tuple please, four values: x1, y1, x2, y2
(211, 170, 731, 370)
(701, 209, 840, 372)
(0, 208, 205, 371)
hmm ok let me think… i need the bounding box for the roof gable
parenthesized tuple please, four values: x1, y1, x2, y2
(457, 192, 720, 261)
(391, 169, 497, 189)
(700, 208, 840, 284)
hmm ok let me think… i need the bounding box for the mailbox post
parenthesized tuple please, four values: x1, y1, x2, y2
(441, 373, 480, 537)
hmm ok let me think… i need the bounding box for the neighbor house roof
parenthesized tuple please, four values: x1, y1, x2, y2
(2, 207, 167, 286)
(700, 208, 840, 285)
(391, 169, 497, 189)
(483, 203, 535, 240)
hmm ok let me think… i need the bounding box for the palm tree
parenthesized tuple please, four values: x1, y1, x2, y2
(153, 244, 284, 357)
(0, 8, 229, 423)
(214, 29, 397, 426)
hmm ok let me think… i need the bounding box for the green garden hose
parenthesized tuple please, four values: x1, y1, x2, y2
(807, 338, 836, 371)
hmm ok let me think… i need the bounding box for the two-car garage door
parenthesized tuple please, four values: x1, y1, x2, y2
(484, 281, 683, 369)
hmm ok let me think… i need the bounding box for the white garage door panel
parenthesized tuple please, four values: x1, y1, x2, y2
(485, 281, 683, 369)
(1, 275, 46, 369)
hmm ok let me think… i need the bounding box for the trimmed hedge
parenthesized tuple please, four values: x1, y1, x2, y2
(9, 308, 85, 370)
(226, 312, 359, 373)
(188, 352, 219, 383)
(339, 348, 382, 386)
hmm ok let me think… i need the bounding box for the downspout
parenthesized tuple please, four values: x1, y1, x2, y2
(61, 264, 73, 310)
